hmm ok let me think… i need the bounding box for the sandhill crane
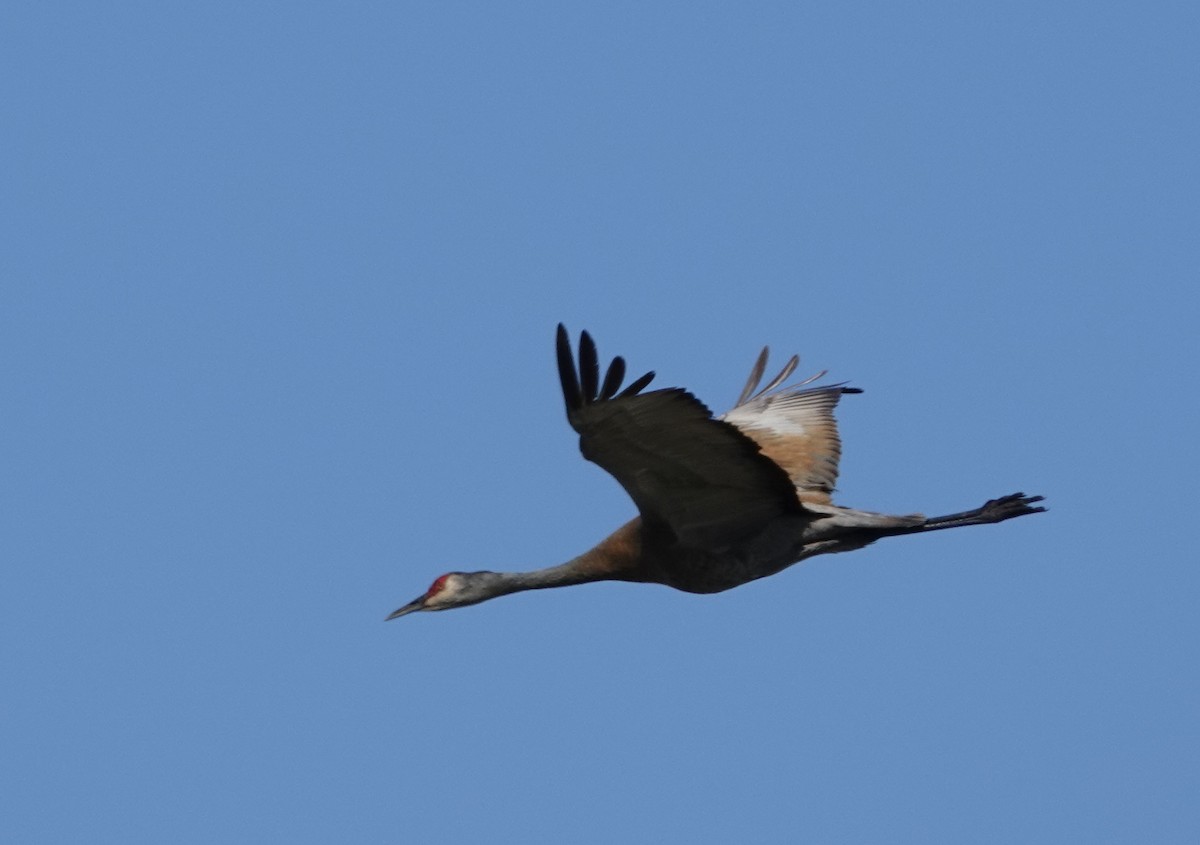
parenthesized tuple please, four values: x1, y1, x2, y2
(386, 326, 1044, 619)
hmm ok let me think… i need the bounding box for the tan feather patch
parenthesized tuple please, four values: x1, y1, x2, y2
(723, 385, 853, 500)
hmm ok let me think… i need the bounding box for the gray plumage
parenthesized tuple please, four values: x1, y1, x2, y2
(386, 325, 1044, 620)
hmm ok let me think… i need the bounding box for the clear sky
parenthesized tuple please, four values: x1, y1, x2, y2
(3, 2, 1197, 842)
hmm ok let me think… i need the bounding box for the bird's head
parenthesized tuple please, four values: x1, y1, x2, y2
(385, 571, 506, 620)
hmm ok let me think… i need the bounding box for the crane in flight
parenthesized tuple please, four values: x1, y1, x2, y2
(387, 325, 1044, 619)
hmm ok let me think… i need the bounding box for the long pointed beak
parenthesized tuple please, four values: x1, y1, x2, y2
(385, 597, 425, 621)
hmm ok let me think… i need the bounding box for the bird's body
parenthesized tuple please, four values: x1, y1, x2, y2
(387, 326, 1044, 619)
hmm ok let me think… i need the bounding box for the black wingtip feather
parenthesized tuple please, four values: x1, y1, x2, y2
(600, 357, 626, 401)
(619, 370, 655, 397)
(558, 324, 654, 413)
(556, 324, 582, 413)
(579, 330, 600, 403)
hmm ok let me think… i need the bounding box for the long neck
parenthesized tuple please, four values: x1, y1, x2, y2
(500, 557, 614, 592)
(491, 518, 644, 596)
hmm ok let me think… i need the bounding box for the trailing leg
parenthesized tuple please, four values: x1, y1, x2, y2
(887, 492, 1045, 536)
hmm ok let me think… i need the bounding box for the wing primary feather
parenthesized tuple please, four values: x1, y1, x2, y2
(556, 324, 582, 413)
(755, 354, 799, 399)
(790, 368, 827, 388)
(599, 357, 626, 401)
(736, 347, 770, 406)
(579, 330, 600, 403)
(618, 370, 655, 397)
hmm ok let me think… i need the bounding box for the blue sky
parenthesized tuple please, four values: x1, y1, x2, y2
(3, 2, 1197, 842)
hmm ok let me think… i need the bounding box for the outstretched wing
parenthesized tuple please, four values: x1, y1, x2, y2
(556, 325, 803, 550)
(722, 347, 861, 505)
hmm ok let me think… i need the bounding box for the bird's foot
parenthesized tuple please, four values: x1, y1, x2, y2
(979, 492, 1046, 523)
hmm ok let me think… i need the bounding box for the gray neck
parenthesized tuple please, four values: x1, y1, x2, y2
(486, 553, 615, 598)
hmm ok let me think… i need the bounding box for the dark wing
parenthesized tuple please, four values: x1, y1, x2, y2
(556, 325, 803, 550)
